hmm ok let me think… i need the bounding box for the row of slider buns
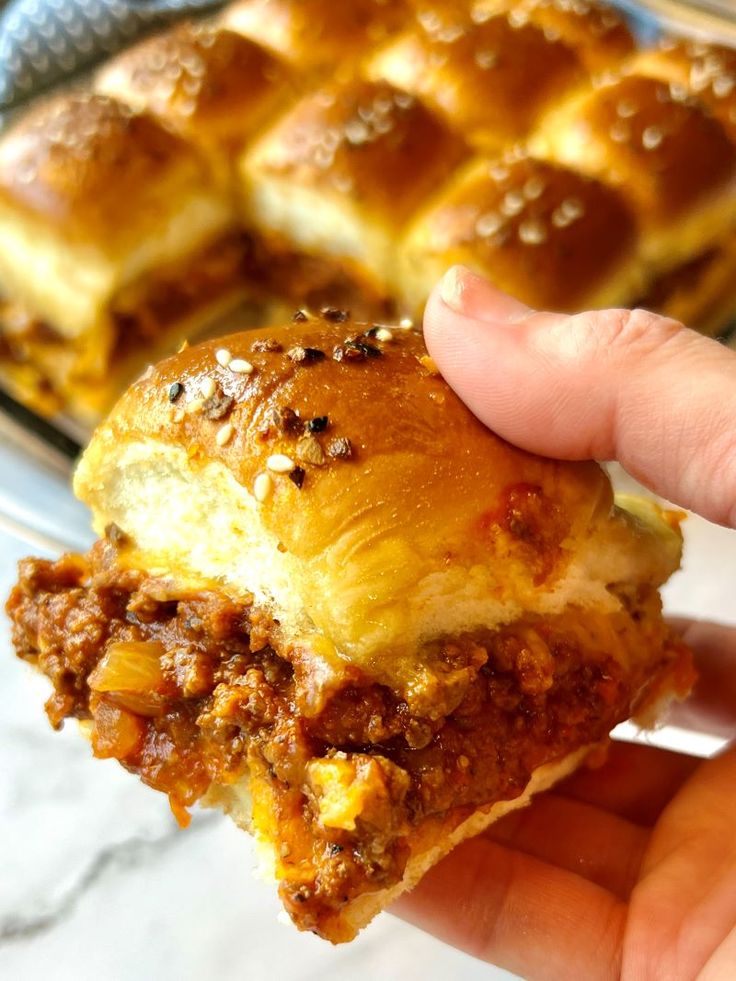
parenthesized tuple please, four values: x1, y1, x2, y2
(2, 0, 736, 424)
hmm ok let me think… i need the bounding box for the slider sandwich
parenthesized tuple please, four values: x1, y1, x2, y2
(7, 313, 693, 942)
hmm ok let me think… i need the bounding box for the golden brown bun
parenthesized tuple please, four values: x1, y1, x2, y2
(0, 92, 234, 342)
(222, 0, 409, 75)
(632, 39, 736, 143)
(239, 80, 467, 291)
(368, 4, 585, 150)
(75, 315, 682, 695)
(95, 22, 293, 184)
(530, 74, 736, 269)
(399, 152, 641, 313)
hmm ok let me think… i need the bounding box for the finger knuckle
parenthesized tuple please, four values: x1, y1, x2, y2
(549, 308, 685, 369)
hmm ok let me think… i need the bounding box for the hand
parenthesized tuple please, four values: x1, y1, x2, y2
(393, 267, 736, 979)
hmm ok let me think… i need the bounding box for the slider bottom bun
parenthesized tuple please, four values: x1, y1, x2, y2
(6, 315, 694, 942)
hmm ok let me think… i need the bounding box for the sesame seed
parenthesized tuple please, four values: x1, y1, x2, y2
(168, 381, 183, 403)
(476, 211, 504, 237)
(326, 437, 353, 460)
(418, 354, 440, 375)
(519, 219, 548, 245)
(267, 454, 296, 473)
(561, 197, 584, 221)
(216, 348, 232, 367)
(609, 121, 630, 143)
(616, 99, 637, 118)
(398, 317, 414, 329)
(288, 467, 306, 489)
(200, 377, 216, 399)
(253, 472, 272, 502)
(713, 75, 735, 99)
(229, 358, 254, 374)
(523, 177, 545, 201)
(501, 191, 525, 217)
(216, 423, 234, 447)
(307, 415, 329, 433)
(642, 126, 664, 151)
(185, 397, 205, 415)
(321, 307, 349, 323)
(375, 327, 394, 342)
(172, 409, 185, 423)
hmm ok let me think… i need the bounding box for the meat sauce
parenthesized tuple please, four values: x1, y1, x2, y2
(6, 539, 690, 939)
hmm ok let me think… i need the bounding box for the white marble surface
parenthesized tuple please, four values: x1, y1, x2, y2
(1, 442, 735, 981)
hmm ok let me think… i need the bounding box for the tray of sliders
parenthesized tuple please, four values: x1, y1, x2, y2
(3, 0, 736, 451)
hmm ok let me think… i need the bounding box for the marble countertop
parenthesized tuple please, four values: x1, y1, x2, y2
(1, 439, 734, 981)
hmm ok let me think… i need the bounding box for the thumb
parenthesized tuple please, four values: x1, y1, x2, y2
(424, 265, 736, 528)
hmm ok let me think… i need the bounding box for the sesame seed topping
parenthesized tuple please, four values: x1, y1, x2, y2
(251, 337, 283, 353)
(523, 177, 545, 201)
(476, 211, 504, 237)
(398, 317, 414, 329)
(292, 310, 309, 323)
(713, 75, 735, 99)
(168, 382, 183, 403)
(296, 435, 326, 466)
(216, 348, 232, 367)
(229, 358, 254, 374)
(616, 99, 637, 118)
(475, 49, 498, 70)
(185, 397, 205, 415)
(321, 307, 349, 323)
(489, 163, 510, 182)
(270, 406, 304, 436)
(375, 327, 394, 342)
(501, 191, 525, 217)
(200, 377, 216, 399)
(216, 423, 234, 447)
(267, 454, 296, 473)
(326, 437, 353, 460)
(172, 409, 185, 423)
(202, 393, 234, 421)
(287, 346, 326, 364)
(609, 121, 630, 143)
(519, 219, 548, 245)
(561, 197, 584, 221)
(642, 126, 664, 150)
(253, 472, 272, 502)
(307, 415, 329, 433)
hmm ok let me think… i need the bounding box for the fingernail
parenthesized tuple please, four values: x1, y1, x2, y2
(439, 265, 533, 324)
(439, 265, 468, 312)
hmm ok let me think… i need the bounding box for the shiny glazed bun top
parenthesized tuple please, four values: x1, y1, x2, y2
(75, 314, 682, 700)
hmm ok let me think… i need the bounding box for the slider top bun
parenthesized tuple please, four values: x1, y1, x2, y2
(0, 93, 232, 338)
(222, 0, 408, 75)
(75, 315, 682, 701)
(95, 22, 293, 181)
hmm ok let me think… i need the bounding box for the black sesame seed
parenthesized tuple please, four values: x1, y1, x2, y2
(292, 309, 309, 323)
(303, 347, 326, 363)
(288, 466, 306, 489)
(168, 381, 183, 403)
(321, 307, 349, 323)
(307, 415, 329, 433)
(328, 843, 344, 857)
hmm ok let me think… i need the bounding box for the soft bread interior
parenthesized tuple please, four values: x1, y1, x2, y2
(75, 438, 682, 688)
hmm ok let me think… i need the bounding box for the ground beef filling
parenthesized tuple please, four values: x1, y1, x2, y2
(6, 543, 687, 938)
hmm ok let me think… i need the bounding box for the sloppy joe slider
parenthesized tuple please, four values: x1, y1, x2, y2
(6, 311, 693, 942)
